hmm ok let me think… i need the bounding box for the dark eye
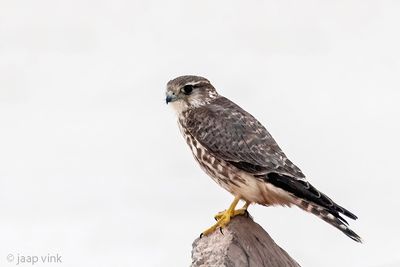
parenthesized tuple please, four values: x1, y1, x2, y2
(183, 85, 194, 95)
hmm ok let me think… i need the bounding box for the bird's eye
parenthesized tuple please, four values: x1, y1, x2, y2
(183, 85, 194, 95)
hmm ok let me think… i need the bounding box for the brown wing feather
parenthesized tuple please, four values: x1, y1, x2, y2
(184, 96, 305, 178)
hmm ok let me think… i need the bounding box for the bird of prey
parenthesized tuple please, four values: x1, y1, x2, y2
(165, 75, 361, 242)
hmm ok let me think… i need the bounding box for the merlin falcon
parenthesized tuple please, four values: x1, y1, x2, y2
(166, 75, 361, 242)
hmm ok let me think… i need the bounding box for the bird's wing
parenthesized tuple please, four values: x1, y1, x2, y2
(184, 96, 305, 178)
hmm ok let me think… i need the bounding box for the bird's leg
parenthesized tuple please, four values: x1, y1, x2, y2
(214, 201, 250, 221)
(201, 196, 241, 237)
(237, 201, 251, 217)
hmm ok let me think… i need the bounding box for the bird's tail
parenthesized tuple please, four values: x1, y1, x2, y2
(293, 198, 362, 243)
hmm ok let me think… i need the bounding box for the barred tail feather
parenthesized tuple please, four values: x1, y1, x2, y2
(264, 173, 361, 242)
(294, 198, 362, 243)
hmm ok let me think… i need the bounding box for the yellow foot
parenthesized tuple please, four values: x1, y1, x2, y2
(200, 197, 249, 237)
(214, 208, 248, 221)
(201, 209, 233, 237)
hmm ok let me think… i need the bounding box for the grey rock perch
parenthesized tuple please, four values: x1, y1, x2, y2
(191, 215, 301, 267)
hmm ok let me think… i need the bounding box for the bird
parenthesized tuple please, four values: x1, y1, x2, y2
(165, 75, 361, 242)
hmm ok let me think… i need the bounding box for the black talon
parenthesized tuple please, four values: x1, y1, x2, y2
(200, 233, 204, 238)
(219, 227, 224, 235)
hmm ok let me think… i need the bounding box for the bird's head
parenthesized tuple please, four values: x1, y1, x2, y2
(166, 75, 219, 114)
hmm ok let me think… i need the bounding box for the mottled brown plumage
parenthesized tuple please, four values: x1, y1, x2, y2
(166, 75, 361, 242)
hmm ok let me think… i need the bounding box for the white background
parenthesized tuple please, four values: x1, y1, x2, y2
(1, 1, 399, 266)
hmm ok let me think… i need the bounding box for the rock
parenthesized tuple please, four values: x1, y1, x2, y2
(191, 215, 301, 267)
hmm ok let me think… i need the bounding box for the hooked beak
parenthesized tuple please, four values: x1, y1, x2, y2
(166, 91, 177, 104)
